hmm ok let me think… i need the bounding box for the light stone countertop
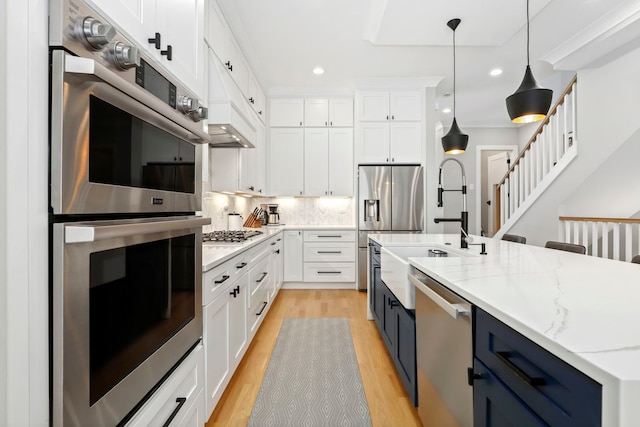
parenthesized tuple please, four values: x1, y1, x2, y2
(368, 233, 640, 427)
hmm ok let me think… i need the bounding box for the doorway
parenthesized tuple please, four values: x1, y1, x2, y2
(474, 146, 518, 237)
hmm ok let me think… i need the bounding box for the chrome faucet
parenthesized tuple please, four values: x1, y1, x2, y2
(434, 158, 469, 249)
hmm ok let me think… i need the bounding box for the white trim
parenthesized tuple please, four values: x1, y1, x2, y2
(281, 282, 356, 290)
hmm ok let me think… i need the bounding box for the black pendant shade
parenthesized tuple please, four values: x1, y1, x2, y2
(506, 0, 553, 124)
(442, 117, 468, 154)
(441, 18, 468, 154)
(506, 65, 553, 123)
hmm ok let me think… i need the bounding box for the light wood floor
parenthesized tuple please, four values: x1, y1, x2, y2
(205, 289, 422, 427)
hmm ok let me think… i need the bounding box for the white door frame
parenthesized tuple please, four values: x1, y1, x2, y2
(475, 145, 518, 237)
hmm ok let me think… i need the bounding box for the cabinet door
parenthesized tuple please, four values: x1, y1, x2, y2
(358, 91, 390, 121)
(270, 99, 304, 127)
(371, 265, 383, 328)
(304, 128, 329, 196)
(227, 36, 249, 96)
(205, 0, 229, 64)
(239, 148, 256, 193)
(389, 122, 421, 163)
(389, 91, 421, 121)
(90, 0, 150, 46)
(283, 230, 303, 281)
(328, 128, 353, 196)
(304, 99, 329, 127)
(269, 128, 304, 196)
(394, 306, 417, 406)
(358, 122, 390, 164)
(329, 99, 354, 127)
(209, 148, 239, 193)
(473, 359, 546, 427)
(381, 289, 397, 353)
(229, 274, 247, 367)
(204, 294, 230, 417)
(254, 122, 267, 194)
(155, 0, 204, 97)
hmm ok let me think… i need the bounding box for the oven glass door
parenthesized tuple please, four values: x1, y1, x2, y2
(50, 50, 202, 215)
(53, 216, 206, 426)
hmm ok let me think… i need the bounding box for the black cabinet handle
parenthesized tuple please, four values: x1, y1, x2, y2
(317, 235, 342, 238)
(317, 251, 341, 254)
(271, 242, 276, 246)
(259, 110, 263, 115)
(277, 238, 281, 241)
(236, 262, 247, 269)
(256, 272, 267, 283)
(275, 249, 280, 254)
(317, 271, 341, 274)
(467, 367, 482, 386)
(214, 274, 230, 284)
(162, 397, 187, 427)
(148, 32, 161, 49)
(256, 301, 268, 316)
(495, 351, 546, 386)
(389, 299, 399, 308)
(161, 45, 172, 61)
(229, 285, 240, 297)
(249, 97, 255, 104)
(386, 115, 389, 120)
(391, 115, 395, 120)
(225, 61, 233, 71)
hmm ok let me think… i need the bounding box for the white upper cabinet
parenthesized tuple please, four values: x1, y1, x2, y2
(357, 90, 421, 122)
(206, 0, 229, 66)
(270, 99, 304, 127)
(328, 128, 354, 196)
(247, 73, 266, 122)
(357, 122, 421, 164)
(304, 99, 353, 127)
(269, 128, 304, 196)
(303, 128, 353, 197)
(91, 0, 205, 97)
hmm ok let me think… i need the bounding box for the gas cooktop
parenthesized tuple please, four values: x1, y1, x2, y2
(202, 230, 263, 243)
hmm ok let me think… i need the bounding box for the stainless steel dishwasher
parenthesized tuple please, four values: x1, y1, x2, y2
(409, 266, 473, 427)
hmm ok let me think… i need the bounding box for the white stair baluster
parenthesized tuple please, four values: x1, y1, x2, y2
(602, 222, 609, 259)
(582, 222, 589, 254)
(625, 223, 633, 262)
(592, 222, 599, 257)
(613, 223, 620, 261)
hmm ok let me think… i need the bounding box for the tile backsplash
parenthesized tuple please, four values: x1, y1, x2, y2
(201, 192, 355, 231)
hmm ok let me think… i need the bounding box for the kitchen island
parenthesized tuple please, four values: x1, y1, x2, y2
(369, 233, 640, 427)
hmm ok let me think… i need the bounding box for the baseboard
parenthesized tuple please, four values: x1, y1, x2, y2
(281, 282, 357, 290)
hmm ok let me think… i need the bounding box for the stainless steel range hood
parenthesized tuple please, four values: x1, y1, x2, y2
(207, 48, 256, 148)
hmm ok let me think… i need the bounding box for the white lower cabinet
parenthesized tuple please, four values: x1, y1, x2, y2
(283, 230, 303, 281)
(126, 344, 204, 427)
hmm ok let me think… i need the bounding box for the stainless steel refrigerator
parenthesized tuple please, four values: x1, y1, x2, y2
(357, 165, 424, 290)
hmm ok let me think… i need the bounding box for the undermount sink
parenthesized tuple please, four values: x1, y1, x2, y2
(380, 245, 469, 309)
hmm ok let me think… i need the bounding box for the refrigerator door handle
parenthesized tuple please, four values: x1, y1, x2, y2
(376, 199, 380, 221)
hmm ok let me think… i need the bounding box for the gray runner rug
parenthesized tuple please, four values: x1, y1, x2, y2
(247, 318, 372, 427)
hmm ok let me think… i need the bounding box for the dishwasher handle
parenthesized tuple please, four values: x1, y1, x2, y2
(409, 274, 470, 319)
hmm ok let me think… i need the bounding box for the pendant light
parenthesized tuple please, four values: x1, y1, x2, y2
(442, 18, 468, 155)
(506, 0, 552, 123)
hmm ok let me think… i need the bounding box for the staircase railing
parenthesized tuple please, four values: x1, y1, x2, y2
(494, 75, 578, 234)
(559, 216, 640, 261)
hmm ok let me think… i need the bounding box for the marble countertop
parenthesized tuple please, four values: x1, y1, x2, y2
(369, 233, 640, 427)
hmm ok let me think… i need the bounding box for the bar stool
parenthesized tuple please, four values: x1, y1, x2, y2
(502, 234, 526, 244)
(631, 255, 640, 264)
(544, 241, 586, 254)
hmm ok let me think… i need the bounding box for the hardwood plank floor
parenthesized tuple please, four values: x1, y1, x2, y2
(205, 289, 422, 427)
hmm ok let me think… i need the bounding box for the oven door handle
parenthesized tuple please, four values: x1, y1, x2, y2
(62, 53, 210, 143)
(65, 217, 211, 243)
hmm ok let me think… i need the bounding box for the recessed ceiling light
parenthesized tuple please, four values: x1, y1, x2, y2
(313, 67, 325, 75)
(490, 68, 503, 77)
(442, 107, 452, 114)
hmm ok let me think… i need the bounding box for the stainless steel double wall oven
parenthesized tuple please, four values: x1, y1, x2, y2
(49, 0, 209, 425)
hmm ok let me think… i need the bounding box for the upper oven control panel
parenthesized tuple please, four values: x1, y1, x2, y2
(49, 0, 206, 123)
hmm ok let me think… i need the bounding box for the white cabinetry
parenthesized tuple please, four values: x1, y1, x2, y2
(283, 230, 303, 282)
(304, 128, 353, 196)
(356, 90, 423, 164)
(270, 98, 304, 127)
(247, 73, 266, 121)
(125, 344, 204, 427)
(91, 0, 205, 97)
(304, 99, 353, 127)
(303, 231, 356, 282)
(269, 128, 304, 196)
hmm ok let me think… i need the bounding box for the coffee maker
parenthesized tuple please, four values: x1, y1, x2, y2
(267, 204, 280, 225)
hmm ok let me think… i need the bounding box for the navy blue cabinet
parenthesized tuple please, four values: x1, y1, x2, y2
(473, 308, 602, 427)
(368, 240, 417, 406)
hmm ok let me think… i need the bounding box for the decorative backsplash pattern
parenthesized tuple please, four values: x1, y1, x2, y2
(201, 192, 355, 231)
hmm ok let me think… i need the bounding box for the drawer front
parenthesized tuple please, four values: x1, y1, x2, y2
(248, 256, 270, 306)
(369, 242, 381, 266)
(303, 230, 356, 242)
(475, 309, 602, 427)
(248, 285, 269, 334)
(304, 242, 355, 262)
(202, 259, 236, 306)
(126, 344, 204, 427)
(303, 262, 355, 282)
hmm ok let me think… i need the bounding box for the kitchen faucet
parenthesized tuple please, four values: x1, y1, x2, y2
(434, 158, 469, 249)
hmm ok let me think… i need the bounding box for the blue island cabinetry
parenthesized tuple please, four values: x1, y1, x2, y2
(368, 240, 417, 406)
(473, 308, 602, 427)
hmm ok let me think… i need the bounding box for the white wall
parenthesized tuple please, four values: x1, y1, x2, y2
(508, 46, 640, 246)
(438, 127, 519, 236)
(0, 0, 50, 425)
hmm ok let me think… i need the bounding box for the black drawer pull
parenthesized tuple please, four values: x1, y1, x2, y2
(271, 242, 276, 245)
(256, 301, 268, 316)
(495, 351, 546, 386)
(256, 272, 268, 283)
(214, 274, 230, 284)
(162, 397, 187, 427)
(236, 262, 247, 269)
(275, 249, 280, 254)
(317, 235, 342, 238)
(317, 250, 342, 254)
(317, 271, 341, 274)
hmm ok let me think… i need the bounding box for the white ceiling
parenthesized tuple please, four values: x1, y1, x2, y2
(218, 0, 640, 127)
